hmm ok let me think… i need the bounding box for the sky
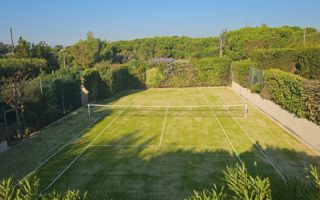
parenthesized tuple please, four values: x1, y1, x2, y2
(1, 0, 320, 46)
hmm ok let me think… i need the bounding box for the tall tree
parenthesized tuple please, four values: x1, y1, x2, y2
(71, 32, 102, 67)
(15, 37, 31, 58)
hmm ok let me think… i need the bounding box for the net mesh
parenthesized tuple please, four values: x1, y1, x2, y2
(88, 104, 248, 118)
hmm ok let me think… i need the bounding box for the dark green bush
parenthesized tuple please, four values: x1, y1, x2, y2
(251, 48, 298, 72)
(231, 60, 255, 87)
(303, 80, 320, 125)
(82, 69, 102, 101)
(296, 47, 320, 79)
(0, 58, 47, 78)
(263, 69, 305, 117)
(23, 70, 81, 130)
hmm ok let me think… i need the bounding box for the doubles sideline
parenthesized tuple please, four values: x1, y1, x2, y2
(42, 98, 136, 192)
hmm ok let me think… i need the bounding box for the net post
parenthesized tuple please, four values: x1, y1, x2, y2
(88, 104, 91, 117)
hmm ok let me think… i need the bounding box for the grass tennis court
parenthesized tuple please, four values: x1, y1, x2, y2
(0, 87, 319, 199)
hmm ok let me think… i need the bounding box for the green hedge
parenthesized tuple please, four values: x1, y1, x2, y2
(23, 70, 81, 130)
(303, 80, 320, 125)
(297, 47, 320, 79)
(251, 48, 298, 72)
(0, 58, 47, 78)
(145, 58, 231, 88)
(82, 69, 103, 101)
(193, 57, 232, 86)
(146, 68, 165, 87)
(263, 69, 305, 117)
(231, 60, 255, 88)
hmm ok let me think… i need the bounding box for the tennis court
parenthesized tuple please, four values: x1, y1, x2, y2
(0, 87, 318, 199)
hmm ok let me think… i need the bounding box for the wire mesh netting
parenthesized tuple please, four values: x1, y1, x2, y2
(248, 67, 264, 88)
(88, 104, 248, 118)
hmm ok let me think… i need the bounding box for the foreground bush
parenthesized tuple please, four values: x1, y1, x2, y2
(0, 177, 88, 200)
(185, 164, 320, 200)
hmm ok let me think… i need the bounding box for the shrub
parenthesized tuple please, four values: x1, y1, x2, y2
(303, 80, 320, 125)
(0, 58, 47, 78)
(251, 48, 298, 72)
(82, 69, 102, 101)
(146, 68, 165, 87)
(0, 177, 88, 200)
(263, 69, 305, 117)
(193, 57, 231, 86)
(296, 47, 320, 79)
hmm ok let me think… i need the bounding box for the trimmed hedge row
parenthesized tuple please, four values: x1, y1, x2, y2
(251, 48, 297, 72)
(261, 69, 320, 125)
(23, 69, 81, 130)
(0, 58, 47, 78)
(145, 58, 231, 88)
(263, 69, 305, 117)
(297, 47, 320, 79)
(251, 47, 320, 79)
(303, 80, 320, 125)
(193, 57, 231, 86)
(231, 60, 255, 88)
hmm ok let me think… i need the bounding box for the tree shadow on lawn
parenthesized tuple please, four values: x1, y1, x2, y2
(50, 131, 320, 200)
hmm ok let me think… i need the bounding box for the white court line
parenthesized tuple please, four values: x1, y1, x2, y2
(43, 98, 136, 192)
(159, 102, 169, 147)
(88, 104, 247, 108)
(199, 88, 243, 164)
(16, 116, 101, 186)
(89, 144, 232, 149)
(213, 92, 286, 180)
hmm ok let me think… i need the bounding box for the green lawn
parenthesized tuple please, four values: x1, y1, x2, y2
(0, 87, 319, 199)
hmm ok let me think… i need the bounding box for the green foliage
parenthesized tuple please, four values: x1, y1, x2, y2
(185, 185, 226, 200)
(23, 69, 81, 130)
(109, 36, 219, 62)
(303, 80, 320, 125)
(263, 69, 305, 117)
(224, 163, 272, 200)
(296, 47, 320, 79)
(31, 41, 60, 72)
(71, 32, 102, 67)
(15, 37, 31, 58)
(231, 60, 255, 87)
(82, 69, 102, 101)
(0, 177, 88, 200)
(224, 25, 319, 60)
(0, 58, 47, 78)
(251, 48, 298, 72)
(146, 68, 165, 87)
(193, 57, 231, 86)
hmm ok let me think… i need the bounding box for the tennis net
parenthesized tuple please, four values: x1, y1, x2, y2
(88, 104, 248, 118)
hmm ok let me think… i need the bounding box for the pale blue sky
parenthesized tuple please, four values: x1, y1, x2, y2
(1, 0, 319, 46)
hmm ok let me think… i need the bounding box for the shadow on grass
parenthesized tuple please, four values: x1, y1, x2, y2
(46, 131, 320, 200)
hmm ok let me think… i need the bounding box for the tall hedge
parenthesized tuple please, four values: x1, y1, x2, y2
(193, 57, 232, 86)
(23, 70, 81, 130)
(263, 69, 305, 117)
(303, 80, 320, 125)
(0, 58, 47, 78)
(231, 60, 255, 88)
(82, 69, 103, 101)
(146, 68, 165, 88)
(251, 48, 297, 72)
(296, 47, 320, 79)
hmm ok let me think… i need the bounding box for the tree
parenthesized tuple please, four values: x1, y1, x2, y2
(31, 41, 59, 72)
(15, 37, 31, 58)
(71, 32, 102, 67)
